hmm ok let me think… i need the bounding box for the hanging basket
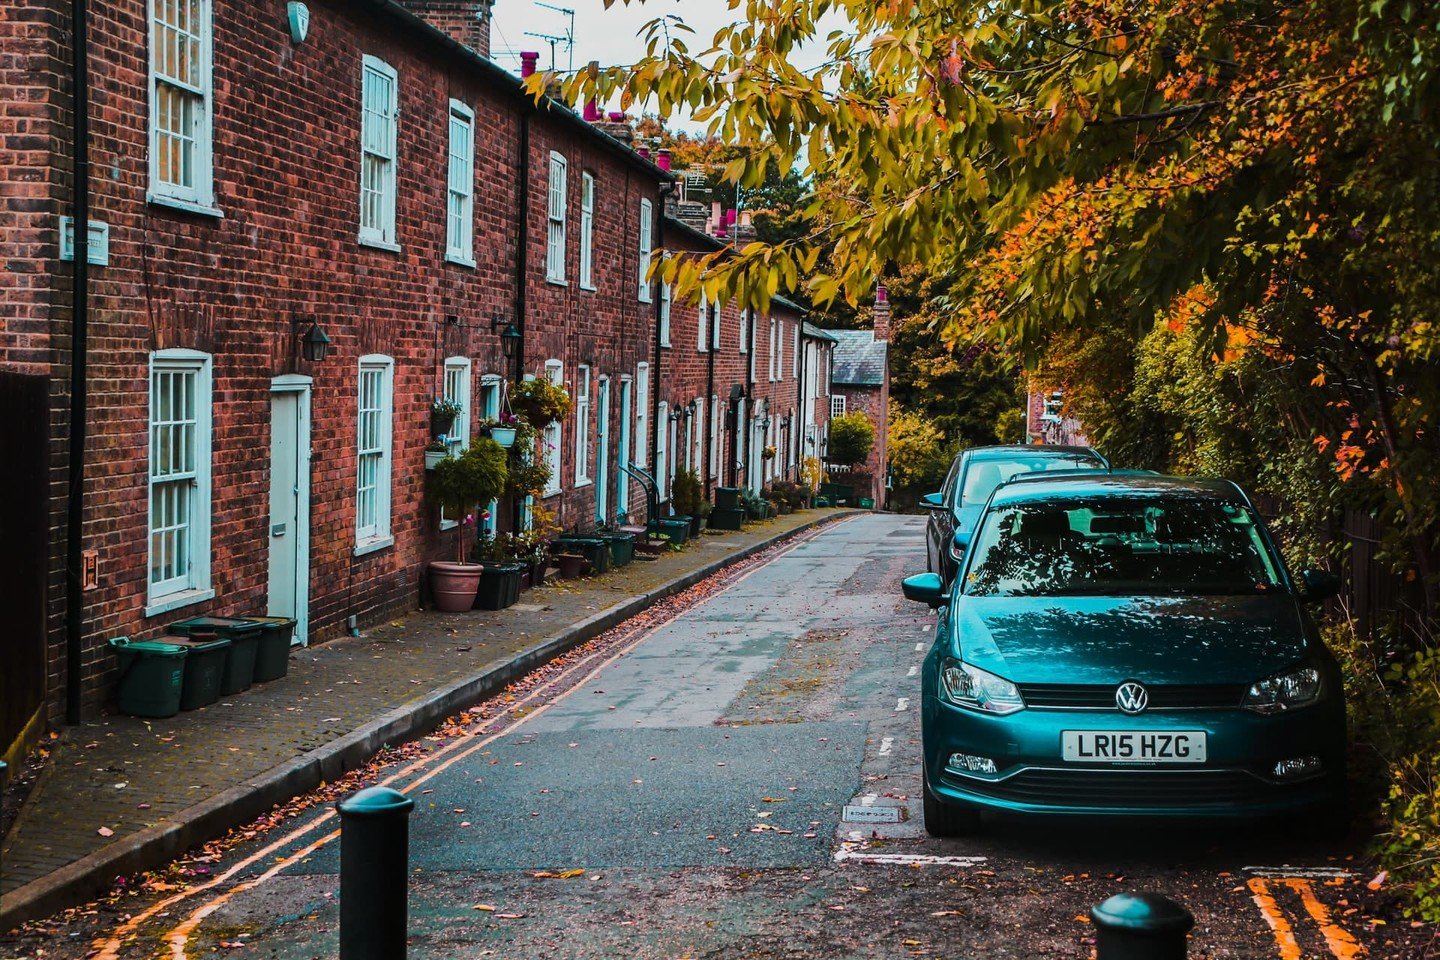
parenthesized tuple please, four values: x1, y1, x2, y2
(489, 426, 518, 449)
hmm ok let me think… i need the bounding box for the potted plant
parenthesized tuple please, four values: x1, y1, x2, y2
(427, 439, 509, 612)
(471, 532, 526, 610)
(672, 467, 704, 537)
(511, 376, 572, 428)
(424, 439, 449, 471)
(762, 445, 777, 462)
(431, 396, 463, 439)
(479, 410, 521, 449)
(555, 553, 589, 579)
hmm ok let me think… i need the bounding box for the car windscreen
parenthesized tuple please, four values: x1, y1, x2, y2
(961, 496, 1284, 597)
(958, 455, 1105, 508)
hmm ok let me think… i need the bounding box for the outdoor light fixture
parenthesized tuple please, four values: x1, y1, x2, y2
(294, 315, 331, 362)
(499, 322, 521, 359)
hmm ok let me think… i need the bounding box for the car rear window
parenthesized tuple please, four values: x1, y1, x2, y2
(959, 455, 1105, 507)
(962, 496, 1284, 597)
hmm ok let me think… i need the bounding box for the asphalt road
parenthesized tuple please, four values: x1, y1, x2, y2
(8, 515, 1427, 959)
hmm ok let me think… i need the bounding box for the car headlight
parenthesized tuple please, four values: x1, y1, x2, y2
(938, 657, 1024, 715)
(1243, 664, 1322, 714)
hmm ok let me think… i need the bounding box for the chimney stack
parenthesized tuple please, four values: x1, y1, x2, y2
(404, 1, 496, 59)
(520, 50, 539, 77)
(597, 110, 634, 145)
(873, 284, 891, 343)
(734, 209, 756, 242)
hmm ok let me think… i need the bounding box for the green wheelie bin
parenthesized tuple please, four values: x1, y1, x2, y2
(109, 637, 189, 718)
(168, 616, 266, 695)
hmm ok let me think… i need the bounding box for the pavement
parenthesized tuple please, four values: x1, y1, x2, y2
(0, 508, 855, 931)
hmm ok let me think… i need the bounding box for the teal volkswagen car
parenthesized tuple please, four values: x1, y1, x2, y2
(902, 474, 1345, 835)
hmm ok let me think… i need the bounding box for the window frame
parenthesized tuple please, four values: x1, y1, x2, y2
(546, 152, 568, 284)
(697, 293, 709, 353)
(738, 308, 749, 354)
(709, 395, 721, 479)
(655, 401, 670, 501)
(637, 198, 653, 302)
(542, 361, 565, 497)
(355, 354, 396, 554)
(574, 364, 592, 485)
(445, 99, 476, 266)
(145, 348, 214, 615)
(659, 274, 672, 347)
(359, 55, 400, 250)
(439, 357, 473, 531)
(831, 395, 847, 418)
(634, 362, 649, 466)
(579, 171, 596, 289)
(148, 0, 216, 213)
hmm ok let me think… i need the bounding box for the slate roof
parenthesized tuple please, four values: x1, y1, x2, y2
(830, 330, 888, 386)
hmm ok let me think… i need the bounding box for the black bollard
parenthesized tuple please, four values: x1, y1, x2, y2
(1090, 892, 1194, 960)
(337, 785, 415, 960)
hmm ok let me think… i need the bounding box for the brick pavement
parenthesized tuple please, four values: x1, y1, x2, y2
(0, 510, 852, 928)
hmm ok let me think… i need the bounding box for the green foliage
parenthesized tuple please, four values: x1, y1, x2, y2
(994, 409, 1025, 445)
(827, 411, 875, 467)
(430, 439, 509, 562)
(671, 467, 704, 516)
(887, 403, 956, 499)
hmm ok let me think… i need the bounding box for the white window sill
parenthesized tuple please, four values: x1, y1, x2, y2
(147, 193, 224, 219)
(542, 488, 562, 499)
(546, 277, 568, 287)
(359, 235, 402, 254)
(639, 295, 652, 304)
(445, 252, 477, 269)
(439, 519, 458, 531)
(660, 341, 672, 349)
(353, 535, 395, 557)
(580, 282, 597, 292)
(145, 587, 216, 619)
(574, 478, 592, 488)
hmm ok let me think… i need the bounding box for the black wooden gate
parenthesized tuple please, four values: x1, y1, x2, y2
(0, 373, 49, 759)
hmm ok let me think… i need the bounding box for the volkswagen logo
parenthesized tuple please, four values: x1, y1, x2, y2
(1115, 681, 1149, 715)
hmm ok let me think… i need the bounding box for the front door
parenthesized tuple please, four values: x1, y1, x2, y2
(617, 378, 632, 521)
(268, 378, 311, 645)
(595, 377, 611, 525)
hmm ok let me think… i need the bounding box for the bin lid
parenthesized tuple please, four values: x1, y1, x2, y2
(245, 616, 296, 627)
(166, 635, 232, 653)
(109, 637, 188, 657)
(168, 616, 265, 636)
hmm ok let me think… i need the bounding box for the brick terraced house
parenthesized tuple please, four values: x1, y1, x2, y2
(827, 286, 892, 507)
(0, 0, 839, 761)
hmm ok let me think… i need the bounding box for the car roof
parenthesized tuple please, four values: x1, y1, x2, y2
(963, 444, 1103, 462)
(988, 473, 1246, 507)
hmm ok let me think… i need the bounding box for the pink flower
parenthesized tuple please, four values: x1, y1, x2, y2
(481, 509, 492, 521)
(464, 514, 474, 525)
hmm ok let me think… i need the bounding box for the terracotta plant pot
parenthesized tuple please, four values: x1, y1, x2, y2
(555, 553, 589, 579)
(429, 560, 482, 612)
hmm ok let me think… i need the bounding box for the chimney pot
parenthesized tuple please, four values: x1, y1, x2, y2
(520, 50, 539, 77)
(608, 110, 626, 122)
(876, 284, 888, 304)
(583, 99, 600, 121)
(656, 148, 672, 171)
(637, 145, 651, 159)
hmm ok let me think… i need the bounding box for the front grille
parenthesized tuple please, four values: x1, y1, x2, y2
(1017, 683, 1246, 710)
(963, 768, 1272, 808)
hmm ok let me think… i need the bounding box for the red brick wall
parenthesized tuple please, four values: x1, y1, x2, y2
(0, 0, 74, 746)
(13, 0, 664, 722)
(835, 383, 889, 505)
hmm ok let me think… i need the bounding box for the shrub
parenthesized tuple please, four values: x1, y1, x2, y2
(828, 411, 875, 467)
(429, 439, 509, 562)
(672, 467, 704, 516)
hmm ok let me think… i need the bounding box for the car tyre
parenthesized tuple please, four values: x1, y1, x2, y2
(922, 767, 981, 837)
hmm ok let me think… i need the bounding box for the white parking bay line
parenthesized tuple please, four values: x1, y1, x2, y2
(922, 624, 931, 632)
(878, 737, 894, 756)
(895, 698, 910, 712)
(835, 849, 989, 868)
(914, 642, 925, 652)
(907, 665, 918, 677)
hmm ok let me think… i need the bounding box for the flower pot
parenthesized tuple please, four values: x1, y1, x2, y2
(425, 449, 447, 471)
(519, 568, 532, 591)
(529, 556, 549, 588)
(429, 560, 482, 612)
(431, 411, 457, 438)
(488, 426, 517, 448)
(688, 514, 704, 537)
(555, 553, 589, 579)
(475, 562, 524, 609)
(601, 532, 635, 567)
(516, 398, 555, 429)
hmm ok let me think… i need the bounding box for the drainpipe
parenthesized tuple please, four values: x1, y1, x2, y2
(794, 324, 807, 483)
(65, 0, 90, 724)
(510, 87, 533, 536)
(704, 300, 715, 500)
(650, 191, 668, 506)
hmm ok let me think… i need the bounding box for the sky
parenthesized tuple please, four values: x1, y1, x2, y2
(489, 0, 847, 128)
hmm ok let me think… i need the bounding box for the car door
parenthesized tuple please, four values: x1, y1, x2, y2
(928, 453, 965, 579)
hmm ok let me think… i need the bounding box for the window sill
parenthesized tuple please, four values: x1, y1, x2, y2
(660, 341, 672, 349)
(147, 193, 224, 219)
(445, 252, 477, 269)
(439, 519, 458, 531)
(546, 277, 568, 288)
(580, 282, 597, 292)
(639, 295, 652, 304)
(359, 235, 402, 254)
(353, 535, 395, 558)
(574, 478, 592, 488)
(145, 587, 216, 619)
(542, 489, 562, 499)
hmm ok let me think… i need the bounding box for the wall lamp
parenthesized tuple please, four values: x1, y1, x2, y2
(294, 315, 331, 362)
(489, 314, 522, 360)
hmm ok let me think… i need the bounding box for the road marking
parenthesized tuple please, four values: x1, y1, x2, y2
(1243, 865, 1352, 879)
(907, 665, 918, 677)
(895, 697, 910, 712)
(835, 849, 988, 868)
(921, 624, 931, 632)
(92, 522, 852, 960)
(878, 737, 894, 756)
(914, 642, 925, 652)
(1246, 877, 1362, 960)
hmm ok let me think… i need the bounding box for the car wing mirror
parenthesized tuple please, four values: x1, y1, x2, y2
(902, 572, 950, 609)
(1299, 569, 1341, 603)
(920, 492, 946, 511)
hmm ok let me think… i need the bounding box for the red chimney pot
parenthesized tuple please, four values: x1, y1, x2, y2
(656, 149, 672, 171)
(520, 51, 539, 77)
(583, 99, 600, 121)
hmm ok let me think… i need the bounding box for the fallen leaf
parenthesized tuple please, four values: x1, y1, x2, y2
(473, 904, 496, 912)
(97, 827, 115, 837)
(1368, 870, 1388, 891)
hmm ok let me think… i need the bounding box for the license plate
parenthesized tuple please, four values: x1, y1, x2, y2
(1061, 730, 1207, 763)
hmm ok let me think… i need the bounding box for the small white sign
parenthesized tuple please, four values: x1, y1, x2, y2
(60, 216, 109, 266)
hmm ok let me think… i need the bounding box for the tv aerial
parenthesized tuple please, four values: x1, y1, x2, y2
(525, 2, 575, 73)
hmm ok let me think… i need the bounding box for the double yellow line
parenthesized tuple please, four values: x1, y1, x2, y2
(1247, 876, 1363, 959)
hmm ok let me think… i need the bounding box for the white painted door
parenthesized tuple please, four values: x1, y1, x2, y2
(595, 377, 611, 525)
(617, 379, 632, 520)
(267, 379, 311, 645)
